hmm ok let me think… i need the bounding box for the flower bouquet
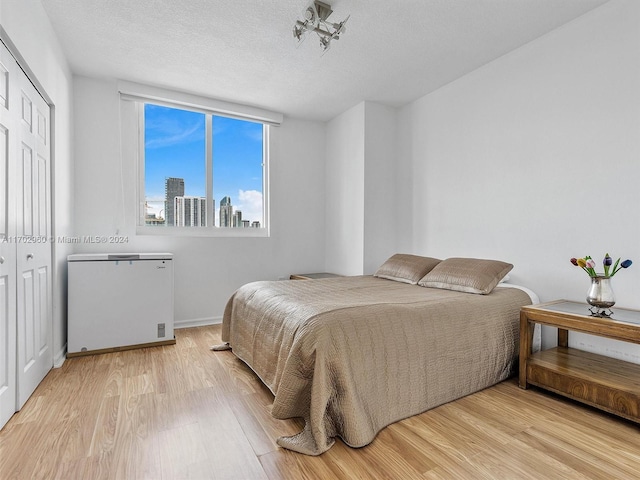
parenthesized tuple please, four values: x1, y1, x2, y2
(570, 254, 632, 315)
(570, 254, 632, 278)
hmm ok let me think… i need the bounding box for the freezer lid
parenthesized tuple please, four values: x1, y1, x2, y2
(67, 253, 173, 262)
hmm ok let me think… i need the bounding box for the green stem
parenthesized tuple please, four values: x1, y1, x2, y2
(611, 258, 620, 275)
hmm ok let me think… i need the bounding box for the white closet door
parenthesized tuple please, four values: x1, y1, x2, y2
(0, 43, 17, 429)
(15, 59, 52, 410)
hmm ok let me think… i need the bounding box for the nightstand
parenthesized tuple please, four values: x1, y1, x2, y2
(290, 272, 342, 280)
(519, 300, 640, 423)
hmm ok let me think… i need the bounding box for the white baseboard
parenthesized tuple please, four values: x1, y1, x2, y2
(174, 316, 222, 329)
(54, 345, 67, 368)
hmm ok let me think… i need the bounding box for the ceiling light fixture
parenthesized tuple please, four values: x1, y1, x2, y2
(292, 0, 350, 53)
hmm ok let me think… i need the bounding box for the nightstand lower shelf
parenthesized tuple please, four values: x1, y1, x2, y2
(520, 300, 640, 425)
(527, 346, 640, 422)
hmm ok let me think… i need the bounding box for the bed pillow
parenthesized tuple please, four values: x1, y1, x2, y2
(374, 254, 441, 285)
(417, 257, 513, 294)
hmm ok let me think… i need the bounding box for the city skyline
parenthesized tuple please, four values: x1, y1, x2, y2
(143, 103, 264, 225)
(145, 177, 260, 228)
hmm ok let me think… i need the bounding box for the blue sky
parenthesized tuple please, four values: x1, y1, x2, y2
(144, 104, 264, 224)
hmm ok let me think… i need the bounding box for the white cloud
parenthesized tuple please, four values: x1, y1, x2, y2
(145, 122, 202, 149)
(245, 127, 263, 143)
(236, 190, 263, 224)
(145, 200, 164, 218)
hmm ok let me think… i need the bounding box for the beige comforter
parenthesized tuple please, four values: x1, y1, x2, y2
(221, 276, 531, 455)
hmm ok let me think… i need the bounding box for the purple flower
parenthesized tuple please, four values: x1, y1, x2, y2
(603, 253, 613, 276)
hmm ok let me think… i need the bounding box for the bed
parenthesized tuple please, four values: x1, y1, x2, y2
(218, 255, 539, 455)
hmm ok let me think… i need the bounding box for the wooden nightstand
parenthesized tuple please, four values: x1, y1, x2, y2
(290, 272, 342, 280)
(519, 300, 640, 423)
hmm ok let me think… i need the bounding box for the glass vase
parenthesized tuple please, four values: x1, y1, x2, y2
(586, 275, 615, 308)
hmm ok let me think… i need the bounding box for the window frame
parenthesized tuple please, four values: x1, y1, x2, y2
(119, 81, 280, 238)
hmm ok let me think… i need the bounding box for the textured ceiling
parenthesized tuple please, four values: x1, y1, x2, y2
(40, 0, 609, 121)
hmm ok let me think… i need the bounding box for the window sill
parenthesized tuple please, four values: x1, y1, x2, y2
(136, 226, 269, 238)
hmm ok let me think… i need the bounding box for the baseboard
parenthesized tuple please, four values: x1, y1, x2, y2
(54, 345, 67, 368)
(174, 316, 222, 329)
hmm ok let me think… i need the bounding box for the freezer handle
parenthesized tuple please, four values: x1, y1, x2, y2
(107, 254, 141, 261)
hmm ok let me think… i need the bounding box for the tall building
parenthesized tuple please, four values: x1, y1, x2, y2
(219, 196, 233, 227)
(174, 196, 206, 226)
(164, 177, 184, 226)
(232, 210, 242, 228)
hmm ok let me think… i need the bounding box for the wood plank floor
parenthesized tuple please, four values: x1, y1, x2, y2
(1, 324, 640, 479)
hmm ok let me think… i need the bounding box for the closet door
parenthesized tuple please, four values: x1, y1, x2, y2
(0, 43, 18, 428)
(15, 60, 52, 410)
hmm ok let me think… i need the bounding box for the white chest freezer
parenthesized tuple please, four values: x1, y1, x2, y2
(67, 253, 175, 356)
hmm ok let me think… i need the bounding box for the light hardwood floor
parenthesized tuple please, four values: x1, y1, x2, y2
(1, 324, 639, 479)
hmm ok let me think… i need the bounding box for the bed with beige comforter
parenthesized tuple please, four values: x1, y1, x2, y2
(221, 275, 532, 455)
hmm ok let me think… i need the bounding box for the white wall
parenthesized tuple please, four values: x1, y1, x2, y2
(325, 101, 398, 275)
(72, 76, 326, 325)
(325, 103, 365, 275)
(1, 0, 74, 366)
(363, 103, 398, 274)
(396, 0, 640, 360)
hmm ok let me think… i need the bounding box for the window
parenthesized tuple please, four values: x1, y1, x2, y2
(142, 103, 267, 232)
(119, 81, 282, 237)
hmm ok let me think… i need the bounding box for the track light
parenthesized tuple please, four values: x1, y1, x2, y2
(292, 1, 350, 52)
